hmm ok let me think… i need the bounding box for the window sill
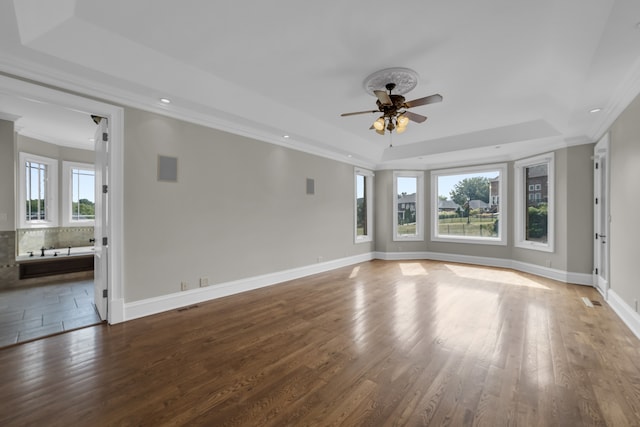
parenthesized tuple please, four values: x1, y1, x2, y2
(355, 236, 373, 244)
(431, 235, 507, 246)
(514, 241, 554, 252)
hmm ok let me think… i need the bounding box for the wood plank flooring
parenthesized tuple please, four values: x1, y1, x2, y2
(1, 260, 639, 426)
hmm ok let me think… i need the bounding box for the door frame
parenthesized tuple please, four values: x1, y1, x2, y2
(0, 74, 125, 324)
(593, 133, 610, 298)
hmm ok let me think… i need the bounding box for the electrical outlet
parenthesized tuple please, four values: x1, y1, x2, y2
(199, 277, 209, 287)
(317, 256, 323, 263)
(545, 260, 551, 268)
(181, 281, 188, 291)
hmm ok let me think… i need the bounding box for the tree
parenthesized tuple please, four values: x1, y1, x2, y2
(449, 177, 490, 206)
(438, 195, 448, 201)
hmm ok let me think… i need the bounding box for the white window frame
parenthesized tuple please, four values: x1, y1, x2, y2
(514, 152, 554, 252)
(393, 171, 424, 241)
(431, 163, 507, 245)
(62, 161, 96, 227)
(18, 152, 58, 228)
(354, 168, 374, 243)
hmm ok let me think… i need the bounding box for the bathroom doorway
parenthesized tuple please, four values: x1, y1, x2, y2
(0, 75, 124, 345)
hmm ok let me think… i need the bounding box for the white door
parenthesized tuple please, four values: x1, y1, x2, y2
(594, 134, 610, 297)
(94, 117, 109, 320)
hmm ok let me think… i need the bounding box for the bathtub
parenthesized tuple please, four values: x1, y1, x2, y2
(16, 246, 95, 261)
(16, 246, 95, 279)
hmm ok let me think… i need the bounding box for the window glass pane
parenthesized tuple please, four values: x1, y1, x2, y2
(397, 176, 417, 237)
(436, 171, 500, 239)
(356, 174, 367, 236)
(25, 161, 47, 221)
(525, 163, 548, 243)
(71, 168, 95, 220)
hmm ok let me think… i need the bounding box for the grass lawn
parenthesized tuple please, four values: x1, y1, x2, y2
(397, 223, 416, 235)
(438, 217, 497, 237)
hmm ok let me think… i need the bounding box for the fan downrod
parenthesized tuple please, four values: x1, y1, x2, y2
(385, 83, 396, 93)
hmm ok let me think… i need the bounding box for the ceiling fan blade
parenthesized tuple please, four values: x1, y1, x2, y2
(374, 90, 392, 106)
(404, 94, 443, 108)
(404, 111, 428, 123)
(341, 110, 379, 117)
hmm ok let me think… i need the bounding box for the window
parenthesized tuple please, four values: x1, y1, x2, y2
(19, 152, 58, 228)
(514, 153, 554, 252)
(393, 171, 424, 241)
(355, 168, 373, 243)
(63, 162, 95, 226)
(431, 163, 507, 245)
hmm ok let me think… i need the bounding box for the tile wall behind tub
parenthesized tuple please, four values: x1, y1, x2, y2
(0, 231, 18, 286)
(17, 227, 95, 255)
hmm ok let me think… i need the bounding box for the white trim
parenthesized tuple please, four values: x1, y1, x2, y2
(17, 152, 58, 228)
(354, 168, 374, 243)
(607, 289, 640, 340)
(393, 170, 424, 241)
(61, 161, 95, 227)
(124, 252, 375, 321)
(430, 163, 508, 246)
(593, 134, 610, 297)
(514, 152, 555, 252)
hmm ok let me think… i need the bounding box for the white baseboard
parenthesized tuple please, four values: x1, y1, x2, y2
(607, 289, 640, 340)
(374, 251, 593, 286)
(123, 252, 374, 321)
(122, 250, 596, 324)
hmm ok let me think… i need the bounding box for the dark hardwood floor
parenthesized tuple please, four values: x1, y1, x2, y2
(1, 260, 639, 426)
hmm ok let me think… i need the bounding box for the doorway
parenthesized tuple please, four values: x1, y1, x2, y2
(0, 74, 124, 328)
(594, 133, 610, 297)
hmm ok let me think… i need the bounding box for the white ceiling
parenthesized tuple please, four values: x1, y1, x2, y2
(1, 0, 640, 168)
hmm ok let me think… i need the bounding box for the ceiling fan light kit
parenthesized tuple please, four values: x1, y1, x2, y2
(341, 67, 443, 138)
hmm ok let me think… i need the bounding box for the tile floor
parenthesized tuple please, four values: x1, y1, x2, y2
(0, 280, 102, 347)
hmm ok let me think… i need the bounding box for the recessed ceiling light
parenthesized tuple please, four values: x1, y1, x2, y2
(283, 135, 290, 139)
(347, 154, 353, 158)
(589, 108, 602, 113)
(160, 98, 171, 104)
(89, 138, 95, 142)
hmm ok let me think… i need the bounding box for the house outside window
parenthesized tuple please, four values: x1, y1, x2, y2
(431, 163, 507, 245)
(355, 168, 373, 243)
(514, 153, 554, 252)
(393, 171, 424, 241)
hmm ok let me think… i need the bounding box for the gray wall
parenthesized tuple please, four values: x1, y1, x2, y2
(610, 93, 640, 311)
(0, 119, 14, 232)
(375, 145, 595, 274)
(123, 108, 373, 302)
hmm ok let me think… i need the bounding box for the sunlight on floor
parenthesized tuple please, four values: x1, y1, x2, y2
(399, 262, 428, 276)
(394, 282, 418, 347)
(444, 263, 551, 290)
(349, 266, 361, 279)
(351, 283, 368, 352)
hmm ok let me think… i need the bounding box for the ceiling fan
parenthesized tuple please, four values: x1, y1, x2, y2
(341, 82, 443, 135)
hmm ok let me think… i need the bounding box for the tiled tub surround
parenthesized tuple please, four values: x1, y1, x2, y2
(0, 231, 18, 289)
(0, 229, 94, 290)
(17, 227, 94, 256)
